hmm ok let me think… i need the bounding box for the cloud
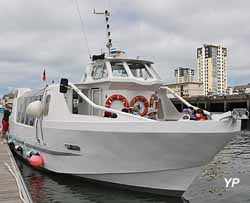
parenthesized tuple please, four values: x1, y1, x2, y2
(0, 0, 249, 96)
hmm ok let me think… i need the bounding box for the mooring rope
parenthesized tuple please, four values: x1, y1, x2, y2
(4, 162, 27, 203)
(4, 145, 33, 203)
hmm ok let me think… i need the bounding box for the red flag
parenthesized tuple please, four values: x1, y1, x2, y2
(42, 69, 46, 81)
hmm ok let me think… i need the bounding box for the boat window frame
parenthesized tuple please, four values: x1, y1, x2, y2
(125, 62, 154, 80)
(43, 94, 51, 116)
(110, 61, 129, 78)
(24, 97, 32, 125)
(15, 93, 43, 127)
(90, 62, 108, 80)
(145, 63, 161, 80)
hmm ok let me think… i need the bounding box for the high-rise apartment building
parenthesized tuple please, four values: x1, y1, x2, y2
(197, 44, 227, 96)
(174, 67, 195, 83)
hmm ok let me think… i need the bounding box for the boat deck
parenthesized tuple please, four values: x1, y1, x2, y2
(0, 138, 33, 203)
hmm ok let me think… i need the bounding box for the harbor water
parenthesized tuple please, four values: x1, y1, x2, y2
(12, 131, 250, 203)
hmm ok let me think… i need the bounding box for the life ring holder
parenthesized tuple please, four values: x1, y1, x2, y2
(105, 94, 129, 109)
(130, 96, 149, 116)
(149, 94, 160, 111)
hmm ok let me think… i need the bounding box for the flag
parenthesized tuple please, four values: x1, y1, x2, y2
(42, 69, 46, 81)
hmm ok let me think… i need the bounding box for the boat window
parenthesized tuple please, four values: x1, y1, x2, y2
(91, 63, 108, 80)
(82, 73, 87, 82)
(72, 90, 78, 114)
(24, 97, 31, 125)
(16, 98, 23, 123)
(111, 62, 128, 77)
(146, 63, 161, 80)
(127, 63, 153, 80)
(157, 98, 164, 119)
(43, 95, 51, 116)
(16, 92, 43, 126)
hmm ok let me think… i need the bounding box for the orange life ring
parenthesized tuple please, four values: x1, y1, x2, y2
(105, 94, 129, 108)
(149, 94, 160, 110)
(130, 96, 149, 116)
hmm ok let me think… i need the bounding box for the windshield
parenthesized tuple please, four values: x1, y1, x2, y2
(146, 63, 161, 80)
(111, 62, 128, 77)
(127, 62, 153, 80)
(91, 63, 108, 80)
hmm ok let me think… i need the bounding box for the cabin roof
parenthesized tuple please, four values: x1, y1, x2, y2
(92, 57, 154, 64)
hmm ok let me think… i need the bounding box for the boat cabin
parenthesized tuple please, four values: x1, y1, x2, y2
(65, 56, 166, 119)
(81, 57, 162, 84)
(12, 56, 181, 124)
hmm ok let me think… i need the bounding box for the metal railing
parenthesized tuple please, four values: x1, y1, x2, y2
(69, 83, 154, 122)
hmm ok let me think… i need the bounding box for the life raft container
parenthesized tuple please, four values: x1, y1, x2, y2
(130, 96, 149, 116)
(149, 94, 160, 110)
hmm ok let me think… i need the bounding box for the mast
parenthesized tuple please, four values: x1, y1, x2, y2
(93, 9, 112, 56)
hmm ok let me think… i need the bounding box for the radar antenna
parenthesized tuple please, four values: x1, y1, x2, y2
(93, 9, 112, 55)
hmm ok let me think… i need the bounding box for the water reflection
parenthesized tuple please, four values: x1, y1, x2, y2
(184, 132, 250, 202)
(16, 158, 186, 203)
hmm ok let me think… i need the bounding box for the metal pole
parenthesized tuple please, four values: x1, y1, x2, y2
(161, 86, 211, 116)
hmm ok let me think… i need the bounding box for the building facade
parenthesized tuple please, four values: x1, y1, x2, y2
(174, 67, 195, 83)
(227, 83, 250, 95)
(197, 44, 227, 96)
(166, 82, 203, 98)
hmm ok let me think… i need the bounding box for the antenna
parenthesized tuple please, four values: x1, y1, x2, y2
(93, 9, 112, 55)
(74, 0, 91, 60)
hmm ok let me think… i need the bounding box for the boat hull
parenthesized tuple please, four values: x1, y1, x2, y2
(77, 166, 202, 196)
(9, 119, 241, 196)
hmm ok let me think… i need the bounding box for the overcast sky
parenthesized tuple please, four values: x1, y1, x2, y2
(0, 0, 250, 97)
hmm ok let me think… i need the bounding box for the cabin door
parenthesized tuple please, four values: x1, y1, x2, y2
(91, 88, 101, 116)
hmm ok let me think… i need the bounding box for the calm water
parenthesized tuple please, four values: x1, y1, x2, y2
(15, 132, 250, 203)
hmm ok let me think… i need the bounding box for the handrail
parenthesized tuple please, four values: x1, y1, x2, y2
(69, 83, 154, 121)
(160, 86, 211, 117)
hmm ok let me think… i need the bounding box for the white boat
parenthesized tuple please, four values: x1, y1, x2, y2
(8, 10, 248, 197)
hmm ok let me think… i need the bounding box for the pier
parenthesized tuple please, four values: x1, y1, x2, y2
(171, 94, 250, 130)
(0, 139, 33, 203)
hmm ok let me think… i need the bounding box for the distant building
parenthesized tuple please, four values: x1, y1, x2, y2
(197, 44, 228, 96)
(174, 67, 195, 83)
(165, 82, 203, 97)
(227, 83, 250, 95)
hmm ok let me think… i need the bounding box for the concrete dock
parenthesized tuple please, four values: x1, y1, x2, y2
(0, 139, 33, 203)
